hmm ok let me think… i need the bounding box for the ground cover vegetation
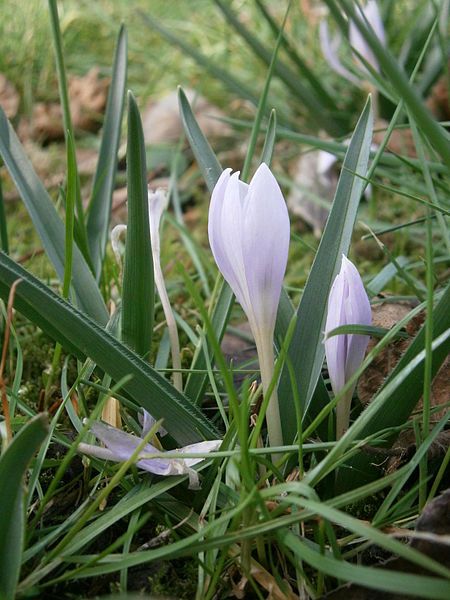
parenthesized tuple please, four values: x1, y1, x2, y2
(0, 0, 449, 598)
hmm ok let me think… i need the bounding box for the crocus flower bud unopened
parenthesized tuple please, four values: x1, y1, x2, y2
(208, 163, 290, 343)
(325, 255, 371, 437)
(208, 163, 290, 447)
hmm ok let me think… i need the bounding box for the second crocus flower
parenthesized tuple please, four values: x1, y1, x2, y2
(325, 255, 372, 438)
(208, 163, 290, 447)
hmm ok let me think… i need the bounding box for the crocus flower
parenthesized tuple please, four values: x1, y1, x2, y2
(78, 419, 221, 489)
(320, 0, 385, 84)
(148, 188, 183, 392)
(208, 163, 290, 447)
(324, 255, 371, 438)
(111, 189, 183, 392)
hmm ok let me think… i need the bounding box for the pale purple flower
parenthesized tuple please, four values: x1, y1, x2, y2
(79, 420, 221, 489)
(320, 0, 385, 85)
(148, 188, 183, 392)
(349, 0, 385, 74)
(208, 163, 290, 341)
(325, 255, 371, 437)
(208, 163, 290, 447)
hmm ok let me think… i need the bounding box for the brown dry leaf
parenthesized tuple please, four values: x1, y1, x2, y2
(142, 88, 231, 146)
(234, 559, 299, 600)
(0, 73, 20, 119)
(29, 67, 109, 143)
(69, 67, 109, 133)
(30, 102, 63, 142)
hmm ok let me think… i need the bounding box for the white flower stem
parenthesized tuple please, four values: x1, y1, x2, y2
(153, 258, 183, 392)
(255, 331, 283, 449)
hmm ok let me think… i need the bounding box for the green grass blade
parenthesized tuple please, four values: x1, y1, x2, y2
(0, 107, 108, 324)
(63, 131, 77, 299)
(178, 87, 222, 191)
(121, 92, 154, 357)
(0, 414, 48, 600)
(260, 109, 277, 166)
(0, 173, 8, 254)
(332, 0, 450, 169)
(279, 529, 450, 599)
(254, 0, 338, 112)
(143, 14, 261, 108)
(278, 97, 373, 444)
(87, 25, 127, 279)
(214, 0, 340, 135)
(48, 0, 91, 266)
(0, 253, 218, 444)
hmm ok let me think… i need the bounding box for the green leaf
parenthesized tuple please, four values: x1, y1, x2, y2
(0, 173, 8, 254)
(259, 109, 277, 166)
(178, 87, 222, 192)
(325, 324, 409, 341)
(121, 92, 154, 357)
(87, 25, 127, 279)
(144, 14, 261, 110)
(254, 0, 338, 112)
(278, 97, 373, 444)
(214, 0, 341, 135)
(279, 529, 450, 599)
(0, 252, 218, 444)
(0, 107, 108, 325)
(48, 0, 91, 267)
(0, 414, 48, 600)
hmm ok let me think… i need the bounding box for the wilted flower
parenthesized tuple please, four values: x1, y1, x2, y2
(320, 0, 385, 85)
(148, 188, 183, 392)
(208, 163, 290, 447)
(110, 189, 182, 392)
(324, 255, 371, 438)
(79, 419, 221, 489)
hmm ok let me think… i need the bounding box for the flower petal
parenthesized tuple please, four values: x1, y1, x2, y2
(148, 188, 169, 255)
(325, 262, 349, 394)
(208, 169, 252, 315)
(241, 163, 290, 333)
(179, 440, 222, 467)
(319, 20, 359, 85)
(341, 255, 371, 382)
(89, 420, 172, 476)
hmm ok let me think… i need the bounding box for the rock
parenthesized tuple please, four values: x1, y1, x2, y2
(142, 88, 231, 145)
(287, 149, 338, 237)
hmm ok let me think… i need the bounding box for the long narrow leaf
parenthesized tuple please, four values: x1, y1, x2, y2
(0, 414, 48, 600)
(278, 97, 373, 444)
(121, 92, 154, 357)
(0, 252, 218, 444)
(214, 0, 341, 135)
(87, 26, 127, 279)
(0, 108, 108, 324)
(0, 173, 8, 254)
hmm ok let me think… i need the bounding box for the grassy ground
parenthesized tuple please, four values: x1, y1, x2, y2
(0, 1, 449, 598)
